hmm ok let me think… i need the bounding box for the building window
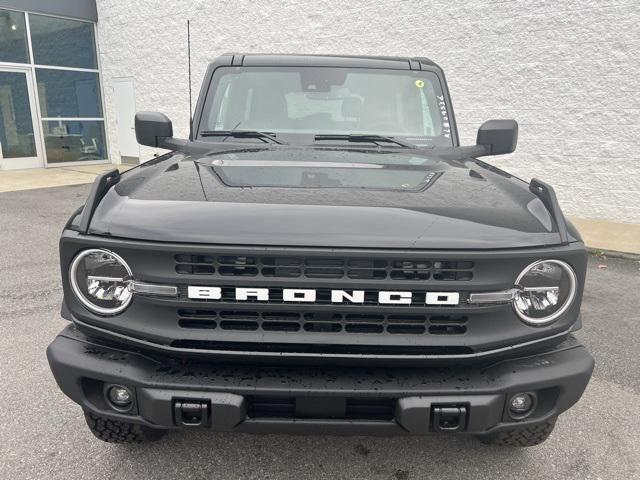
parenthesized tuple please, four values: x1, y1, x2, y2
(28, 13, 106, 165)
(0, 10, 29, 64)
(42, 120, 106, 163)
(0, 70, 37, 158)
(28, 14, 97, 69)
(36, 69, 103, 118)
(1, 8, 107, 169)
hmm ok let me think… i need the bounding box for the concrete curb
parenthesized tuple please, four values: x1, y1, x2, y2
(588, 248, 640, 261)
(0, 164, 133, 193)
(569, 217, 640, 256)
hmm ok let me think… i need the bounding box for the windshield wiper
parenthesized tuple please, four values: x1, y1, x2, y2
(314, 134, 418, 149)
(200, 130, 287, 145)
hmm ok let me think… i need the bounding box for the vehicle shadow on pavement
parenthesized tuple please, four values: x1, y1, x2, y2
(105, 430, 533, 480)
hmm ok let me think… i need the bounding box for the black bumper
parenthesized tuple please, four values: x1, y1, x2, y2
(47, 325, 594, 436)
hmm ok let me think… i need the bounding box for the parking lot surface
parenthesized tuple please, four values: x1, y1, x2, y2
(0, 184, 638, 480)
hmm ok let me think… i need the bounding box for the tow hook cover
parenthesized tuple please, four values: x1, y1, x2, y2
(432, 406, 467, 432)
(174, 400, 210, 427)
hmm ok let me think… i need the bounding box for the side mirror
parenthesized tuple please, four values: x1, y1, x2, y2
(135, 111, 173, 147)
(476, 119, 518, 155)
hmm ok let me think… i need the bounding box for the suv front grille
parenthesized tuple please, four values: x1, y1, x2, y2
(66, 238, 584, 361)
(178, 309, 468, 335)
(175, 254, 474, 281)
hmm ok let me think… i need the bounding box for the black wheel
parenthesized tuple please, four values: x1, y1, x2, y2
(478, 419, 556, 447)
(84, 411, 166, 444)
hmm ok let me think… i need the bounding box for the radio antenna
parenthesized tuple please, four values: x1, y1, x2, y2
(187, 19, 193, 139)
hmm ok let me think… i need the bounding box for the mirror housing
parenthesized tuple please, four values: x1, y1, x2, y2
(476, 119, 518, 155)
(135, 111, 173, 147)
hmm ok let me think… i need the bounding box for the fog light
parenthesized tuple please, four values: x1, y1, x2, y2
(107, 385, 133, 409)
(509, 393, 534, 417)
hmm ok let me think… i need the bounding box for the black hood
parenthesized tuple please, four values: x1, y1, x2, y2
(88, 148, 573, 249)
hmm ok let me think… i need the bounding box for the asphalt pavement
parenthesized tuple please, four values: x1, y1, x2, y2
(0, 184, 638, 480)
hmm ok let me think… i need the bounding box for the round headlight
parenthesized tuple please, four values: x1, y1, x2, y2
(70, 249, 133, 315)
(513, 259, 577, 326)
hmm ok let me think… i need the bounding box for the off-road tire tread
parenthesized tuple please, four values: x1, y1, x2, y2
(479, 419, 556, 447)
(84, 411, 165, 443)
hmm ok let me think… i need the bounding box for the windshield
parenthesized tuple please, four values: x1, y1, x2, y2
(199, 66, 454, 147)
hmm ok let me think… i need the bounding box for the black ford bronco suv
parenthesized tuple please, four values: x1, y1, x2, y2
(47, 54, 594, 446)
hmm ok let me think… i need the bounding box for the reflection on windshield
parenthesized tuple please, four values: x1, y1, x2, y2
(200, 67, 453, 147)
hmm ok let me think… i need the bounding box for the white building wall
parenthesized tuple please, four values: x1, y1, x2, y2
(95, 0, 640, 224)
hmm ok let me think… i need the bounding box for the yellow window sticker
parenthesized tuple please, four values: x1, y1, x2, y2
(415, 79, 425, 88)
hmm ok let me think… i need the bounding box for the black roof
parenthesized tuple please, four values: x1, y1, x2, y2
(222, 53, 441, 70)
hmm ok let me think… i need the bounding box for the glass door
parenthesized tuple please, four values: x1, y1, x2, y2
(0, 67, 43, 169)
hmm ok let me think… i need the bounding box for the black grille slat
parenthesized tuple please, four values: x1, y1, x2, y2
(178, 318, 217, 329)
(303, 312, 342, 321)
(262, 321, 301, 332)
(220, 320, 259, 331)
(174, 254, 473, 281)
(174, 254, 216, 275)
(248, 396, 296, 418)
(247, 396, 395, 420)
(177, 309, 217, 319)
(429, 315, 468, 324)
(219, 311, 259, 320)
(387, 314, 427, 324)
(176, 264, 215, 275)
(304, 322, 342, 332)
(261, 311, 301, 321)
(345, 324, 384, 333)
(347, 269, 387, 279)
(305, 258, 344, 267)
(175, 254, 215, 264)
(304, 267, 344, 279)
(429, 325, 467, 335)
(262, 267, 302, 277)
(177, 309, 467, 335)
(344, 313, 384, 323)
(219, 265, 259, 276)
(218, 256, 256, 265)
(387, 324, 426, 334)
(346, 398, 395, 420)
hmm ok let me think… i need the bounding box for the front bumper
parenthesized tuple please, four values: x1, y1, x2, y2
(47, 325, 594, 436)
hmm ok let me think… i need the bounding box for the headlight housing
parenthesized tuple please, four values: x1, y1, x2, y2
(513, 259, 577, 325)
(70, 249, 133, 315)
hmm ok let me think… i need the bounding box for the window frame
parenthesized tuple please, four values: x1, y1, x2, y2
(0, 7, 109, 167)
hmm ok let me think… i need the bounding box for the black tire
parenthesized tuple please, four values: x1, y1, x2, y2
(84, 411, 166, 444)
(478, 419, 556, 447)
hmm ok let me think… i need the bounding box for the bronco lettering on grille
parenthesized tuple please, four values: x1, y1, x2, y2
(187, 286, 460, 305)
